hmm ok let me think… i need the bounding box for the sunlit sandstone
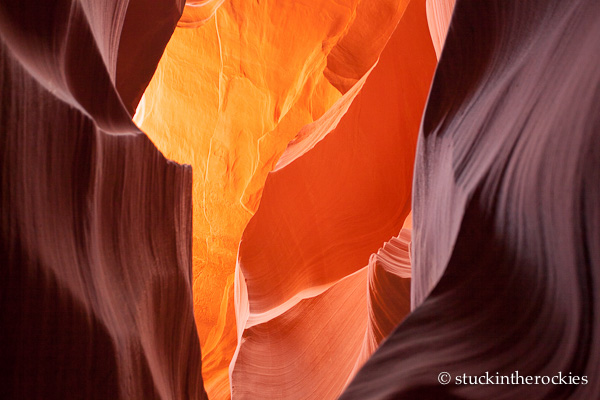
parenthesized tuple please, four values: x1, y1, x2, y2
(135, 0, 411, 396)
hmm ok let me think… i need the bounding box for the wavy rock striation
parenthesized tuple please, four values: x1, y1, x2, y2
(135, 0, 415, 396)
(230, 0, 435, 398)
(341, 0, 600, 398)
(350, 228, 412, 376)
(425, 0, 455, 59)
(0, 0, 206, 398)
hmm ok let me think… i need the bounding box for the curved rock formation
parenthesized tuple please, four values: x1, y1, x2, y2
(230, 0, 435, 397)
(178, 0, 225, 28)
(425, 0, 455, 59)
(323, 0, 411, 93)
(0, 0, 206, 398)
(350, 228, 412, 376)
(135, 0, 416, 396)
(7, 0, 597, 398)
(341, 0, 600, 398)
(231, 231, 414, 400)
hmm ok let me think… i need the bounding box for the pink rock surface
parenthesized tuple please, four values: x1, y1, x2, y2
(350, 229, 412, 375)
(425, 0, 455, 59)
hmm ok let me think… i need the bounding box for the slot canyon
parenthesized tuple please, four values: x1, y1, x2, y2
(1, 0, 599, 399)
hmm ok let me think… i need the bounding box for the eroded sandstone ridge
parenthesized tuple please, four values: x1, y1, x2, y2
(0, 0, 206, 398)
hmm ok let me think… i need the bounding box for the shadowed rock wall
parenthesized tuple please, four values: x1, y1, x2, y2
(341, 0, 600, 398)
(0, 1, 207, 398)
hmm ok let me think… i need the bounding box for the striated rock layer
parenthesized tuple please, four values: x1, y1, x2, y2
(0, 0, 206, 398)
(341, 0, 600, 398)
(230, 0, 435, 398)
(425, 0, 455, 59)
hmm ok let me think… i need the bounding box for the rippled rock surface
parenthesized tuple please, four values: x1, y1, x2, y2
(0, 1, 206, 398)
(341, 1, 600, 398)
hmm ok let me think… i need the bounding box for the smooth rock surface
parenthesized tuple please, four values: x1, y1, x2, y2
(231, 0, 435, 398)
(135, 0, 414, 396)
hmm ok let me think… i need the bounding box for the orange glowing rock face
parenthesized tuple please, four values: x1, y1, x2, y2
(178, 0, 225, 28)
(135, 0, 413, 397)
(232, 0, 435, 397)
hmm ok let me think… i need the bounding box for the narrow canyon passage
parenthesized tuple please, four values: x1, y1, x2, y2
(1, 0, 599, 399)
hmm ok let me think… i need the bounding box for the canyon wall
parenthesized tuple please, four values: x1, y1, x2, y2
(2, 0, 599, 399)
(341, 0, 600, 398)
(230, 0, 434, 397)
(0, 0, 207, 398)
